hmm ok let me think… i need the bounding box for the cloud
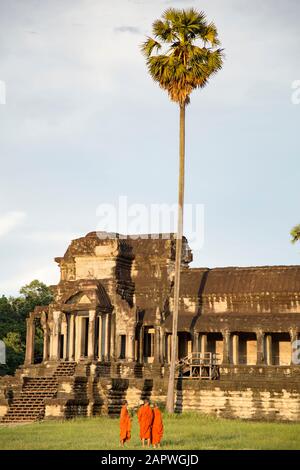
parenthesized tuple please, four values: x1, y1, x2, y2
(0, 0, 299, 292)
(0, 264, 59, 295)
(0, 211, 26, 238)
(114, 26, 141, 34)
(24, 231, 80, 243)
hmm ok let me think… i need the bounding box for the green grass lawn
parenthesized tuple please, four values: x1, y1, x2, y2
(0, 413, 300, 450)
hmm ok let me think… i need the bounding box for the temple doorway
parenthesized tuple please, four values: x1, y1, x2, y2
(178, 332, 192, 360)
(207, 333, 223, 362)
(270, 333, 291, 365)
(33, 318, 43, 364)
(239, 333, 257, 365)
(82, 317, 89, 358)
(119, 335, 126, 359)
(59, 335, 64, 359)
(144, 326, 155, 363)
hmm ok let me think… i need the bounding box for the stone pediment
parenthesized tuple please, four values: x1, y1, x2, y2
(66, 292, 91, 304)
(59, 281, 113, 313)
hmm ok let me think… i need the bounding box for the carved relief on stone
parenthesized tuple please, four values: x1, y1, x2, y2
(155, 306, 162, 324)
(66, 262, 76, 281)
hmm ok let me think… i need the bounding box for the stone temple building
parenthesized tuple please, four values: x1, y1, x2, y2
(1, 231, 300, 423)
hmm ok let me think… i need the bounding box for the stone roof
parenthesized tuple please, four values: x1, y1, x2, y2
(163, 312, 300, 333)
(162, 266, 300, 332)
(61, 231, 192, 264)
(180, 266, 300, 296)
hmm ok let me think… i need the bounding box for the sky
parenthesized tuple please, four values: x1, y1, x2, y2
(0, 0, 300, 295)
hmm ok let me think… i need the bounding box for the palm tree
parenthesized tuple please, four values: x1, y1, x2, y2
(142, 8, 224, 413)
(291, 225, 300, 244)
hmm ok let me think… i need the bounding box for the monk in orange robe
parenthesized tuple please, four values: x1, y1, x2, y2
(119, 400, 131, 446)
(151, 403, 164, 448)
(137, 399, 154, 447)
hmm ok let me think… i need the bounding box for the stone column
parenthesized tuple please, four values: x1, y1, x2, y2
(135, 338, 139, 362)
(25, 317, 35, 365)
(222, 330, 231, 365)
(115, 334, 121, 360)
(127, 330, 135, 362)
(43, 326, 49, 362)
(256, 329, 265, 365)
(49, 332, 53, 360)
(40, 313, 49, 362)
(160, 330, 166, 363)
(104, 315, 111, 360)
(154, 326, 160, 363)
(88, 310, 96, 360)
(51, 311, 61, 361)
(139, 326, 144, 363)
(265, 334, 272, 365)
(289, 327, 299, 365)
(68, 314, 75, 360)
(63, 320, 68, 360)
(98, 315, 103, 361)
(102, 316, 107, 360)
(200, 334, 207, 354)
(75, 315, 82, 361)
(232, 334, 239, 365)
(110, 312, 116, 361)
(192, 332, 200, 354)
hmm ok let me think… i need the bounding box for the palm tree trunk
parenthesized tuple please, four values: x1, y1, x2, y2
(166, 102, 185, 413)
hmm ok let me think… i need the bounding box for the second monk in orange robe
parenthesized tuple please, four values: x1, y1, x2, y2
(151, 403, 164, 447)
(137, 399, 153, 447)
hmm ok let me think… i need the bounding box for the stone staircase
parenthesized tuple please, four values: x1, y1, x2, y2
(95, 362, 112, 378)
(106, 378, 128, 417)
(1, 361, 76, 424)
(54, 361, 76, 377)
(1, 376, 58, 423)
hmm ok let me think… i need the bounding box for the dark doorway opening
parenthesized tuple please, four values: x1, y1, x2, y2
(178, 332, 192, 360)
(83, 317, 89, 357)
(59, 334, 64, 359)
(33, 317, 43, 364)
(119, 335, 126, 359)
(144, 327, 154, 359)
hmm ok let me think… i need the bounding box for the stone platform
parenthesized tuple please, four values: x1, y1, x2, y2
(1, 361, 300, 423)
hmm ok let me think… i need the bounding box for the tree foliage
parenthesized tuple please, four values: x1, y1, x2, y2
(0, 280, 53, 375)
(291, 225, 300, 244)
(141, 7, 224, 106)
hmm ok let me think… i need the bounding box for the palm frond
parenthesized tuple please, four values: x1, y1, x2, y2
(153, 19, 178, 42)
(141, 37, 161, 57)
(204, 22, 220, 46)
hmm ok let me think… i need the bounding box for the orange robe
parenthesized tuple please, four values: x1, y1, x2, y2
(137, 405, 153, 440)
(152, 408, 164, 445)
(120, 405, 131, 442)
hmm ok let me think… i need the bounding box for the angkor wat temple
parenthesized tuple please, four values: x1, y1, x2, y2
(1, 231, 300, 423)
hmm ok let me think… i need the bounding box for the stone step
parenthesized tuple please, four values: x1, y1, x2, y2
(2, 368, 61, 423)
(54, 362, 76, 377)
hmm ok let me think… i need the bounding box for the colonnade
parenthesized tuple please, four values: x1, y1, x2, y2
(25, 311, 112, 365)
(24, 314, 299, 367)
